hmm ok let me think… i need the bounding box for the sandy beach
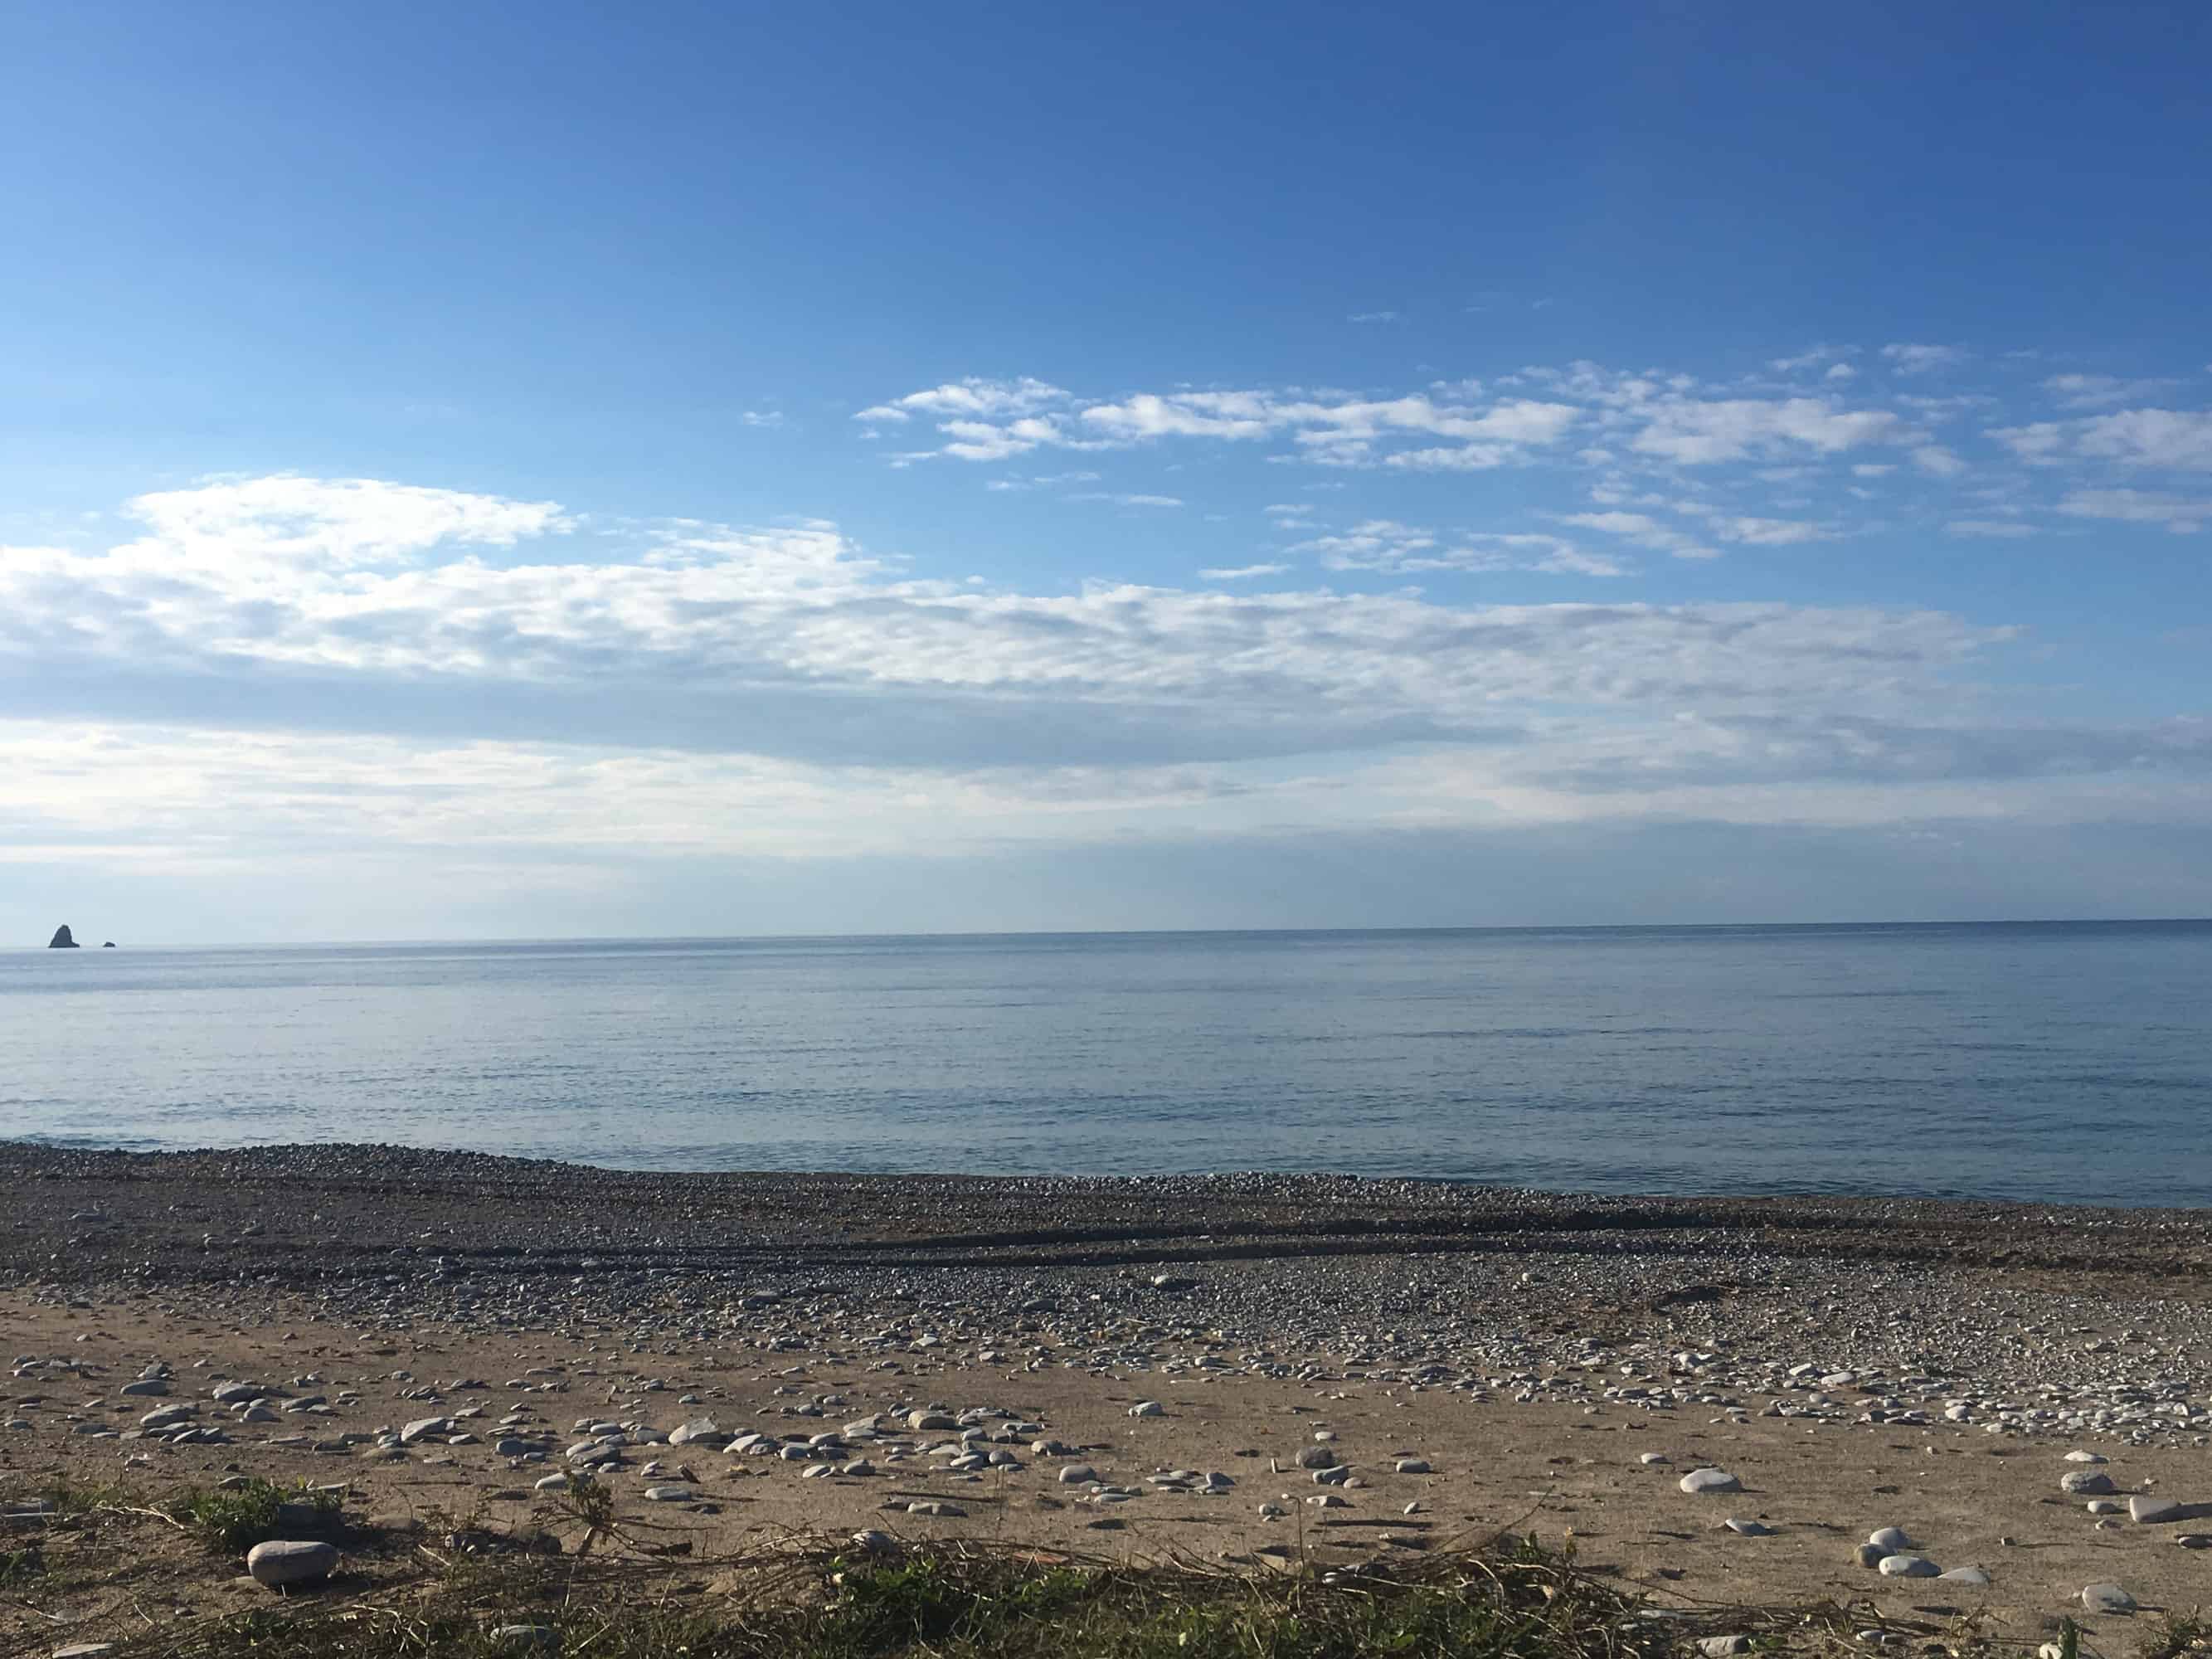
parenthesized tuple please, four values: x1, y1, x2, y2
(6, 1145, 2212, 1652)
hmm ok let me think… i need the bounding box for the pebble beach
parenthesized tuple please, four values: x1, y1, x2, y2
(6, 1143, 2212, 1648)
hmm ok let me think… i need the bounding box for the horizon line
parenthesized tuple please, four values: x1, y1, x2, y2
(16, 914, 2212, 953)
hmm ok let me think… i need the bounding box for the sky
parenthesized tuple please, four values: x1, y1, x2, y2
(2, 0, 2209, 943)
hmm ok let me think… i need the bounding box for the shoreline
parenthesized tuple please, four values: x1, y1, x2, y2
(10, 1134, 2206, 1214)
(7, 1141, 2211, 1280)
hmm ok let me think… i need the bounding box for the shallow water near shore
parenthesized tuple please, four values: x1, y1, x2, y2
(5, 920, 2210, 1204)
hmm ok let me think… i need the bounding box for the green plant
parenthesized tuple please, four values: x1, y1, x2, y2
(172, 1479, 343, 1553)
(0, 1541, 45, 1587)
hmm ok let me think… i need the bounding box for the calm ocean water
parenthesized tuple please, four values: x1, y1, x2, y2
(2, 922, 2208, 1205)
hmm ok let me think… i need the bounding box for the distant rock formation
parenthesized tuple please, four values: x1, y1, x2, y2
(49, 925, 80, 949)
(103, 941, 116, 948)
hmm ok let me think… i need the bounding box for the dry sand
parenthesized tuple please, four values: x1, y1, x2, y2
(5, 1145, 2211, 1652)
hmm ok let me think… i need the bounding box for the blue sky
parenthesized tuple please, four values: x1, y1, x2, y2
(2, 1, 2209, 941)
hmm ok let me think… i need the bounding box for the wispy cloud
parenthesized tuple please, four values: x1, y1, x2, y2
(15, 473, 2212, 895)
(1347, 309, 1400, 324)
(854, 377, 1069, 426)
(1995, 408, 2212, 471)
(1555, 510, 1717, 562)
(4, 476, 2004, 776)
(2057, 489, 2211, 533)
(1911, 444, 1968, 478)
(740, 410, 785, 428)
(1770, 343, 1858, 374)
(848, 353, 2212, 552)
(1626, 398, 1905, 465)
(2044, 373, 2179, 409)
(1672, 505, 1836, 547)
(1879, 343, 1969, 376)
(1292, 519, 1625, 577)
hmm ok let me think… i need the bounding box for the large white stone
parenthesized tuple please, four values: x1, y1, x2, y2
(1679, 1467, 1742, 1495)
(246, 1539, 338, 1588)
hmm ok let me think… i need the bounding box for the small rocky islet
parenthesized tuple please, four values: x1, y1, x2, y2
(41, 925, 114, 948)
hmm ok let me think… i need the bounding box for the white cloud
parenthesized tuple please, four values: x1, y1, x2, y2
(1946, 519, 2039, 538)
(1718, 515, 1833, 546)
(1348, 310, 1400, 324)
(1295, 522, 1626, 577)
(740, 410, 785, 428)
(1629, 397, 1906, 465)
(21, 472, 2212, 891)
(938, 415, 1087, 461)
(1668, 499, 1835, 546)
(12, 710, 2208, 896)
(1080, 392, 1582, 469)
(2044, 373, 2178, 409)
(864, 377, 1589, 471)
(2075, 408, 2212, 470)
(1894, 394, 1995, 420)
(1880, 343, 1968, 376)
(1770, 344, 1855, 373)
(1514, 540, 1630, 577)
(7, 479, 2004, 776)
(1994, 409, 2212, 471)
(2056, 489, 2211, 533)
(119, 474, 571, 570)
(1080, 392, 1277, 441)
(1825, 363, 1857, 382)
(1991, 421, 2071, 465)
(1068, 492, 1184, 508)
(1912, 444, 1968, 478)
(1554, 510, 1717, 561)
(856, 377, 1068, 423)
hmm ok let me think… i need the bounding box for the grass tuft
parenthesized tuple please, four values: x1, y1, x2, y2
(1, 1506, 1942, 1659)
(2145, 1615, 2212, 1659)
(0, 1540, 45, 1587)
(131, 1530, 1762, 1659)
(169, 1479, 344, 1553)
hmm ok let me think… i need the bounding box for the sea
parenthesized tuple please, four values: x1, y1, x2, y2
(3, 922, 2208, 1206)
